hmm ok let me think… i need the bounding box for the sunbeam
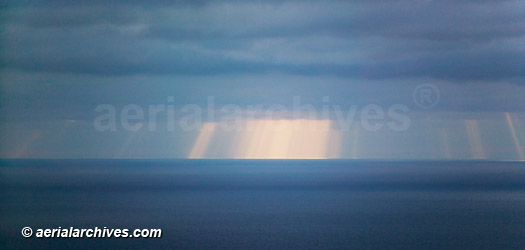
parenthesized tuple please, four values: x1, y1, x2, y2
(188, 119, 342, 159)
(188, 123, 217, 159)
(464, 120, 486, 159)
(505, 113, 524, 160)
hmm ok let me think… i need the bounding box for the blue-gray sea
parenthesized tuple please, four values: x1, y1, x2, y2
(1, 159, 525, 250)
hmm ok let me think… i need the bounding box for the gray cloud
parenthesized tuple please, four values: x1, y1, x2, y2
(0, 0, 524, 126)
(1, 0, 523, 81)
(3, 0, 525, 159)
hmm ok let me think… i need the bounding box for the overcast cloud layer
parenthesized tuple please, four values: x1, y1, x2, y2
(2, 0, 524, 79)
(1, 0, 524, 158)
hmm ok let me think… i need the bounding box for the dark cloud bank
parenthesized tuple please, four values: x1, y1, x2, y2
(0, 0, 524, 122)
(1, 0, 523, 80)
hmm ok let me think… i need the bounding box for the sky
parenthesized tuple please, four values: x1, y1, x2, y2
(0, 0, 524, 159)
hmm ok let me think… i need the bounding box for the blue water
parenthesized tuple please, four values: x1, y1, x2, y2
(1, 159, 525, 249)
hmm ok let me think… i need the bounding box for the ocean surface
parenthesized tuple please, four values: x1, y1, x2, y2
(1, 159, 525, 250)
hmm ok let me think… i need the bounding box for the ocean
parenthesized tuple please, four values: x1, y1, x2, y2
(1, 159, 525, 249)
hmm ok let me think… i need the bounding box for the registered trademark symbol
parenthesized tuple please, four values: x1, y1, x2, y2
(413, 83, 440, 109)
